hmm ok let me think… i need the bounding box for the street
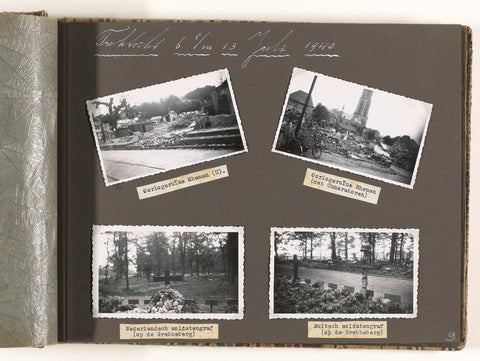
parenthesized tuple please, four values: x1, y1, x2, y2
(302, 150, 413, 185)
(101, 148, 235, 182)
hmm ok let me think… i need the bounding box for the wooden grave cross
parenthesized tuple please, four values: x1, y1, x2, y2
(205, 299, 219, 313)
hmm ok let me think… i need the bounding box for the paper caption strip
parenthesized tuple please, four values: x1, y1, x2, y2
(303, 168, 381, 204)
(120, 323, 219, 340)
(308, 321, 387, 339)
(137, 165, 228, 199)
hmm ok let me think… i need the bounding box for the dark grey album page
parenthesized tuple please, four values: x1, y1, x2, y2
(58, 21, 464, 348)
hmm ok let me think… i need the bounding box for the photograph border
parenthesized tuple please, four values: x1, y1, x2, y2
(92, 225, 245, 320)
(86, 68, 248, 187)
(269, 227, 419, 319)
(271, 67, 433, 189)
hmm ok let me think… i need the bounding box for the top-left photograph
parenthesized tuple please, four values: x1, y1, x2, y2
(86, 69, 247, 186)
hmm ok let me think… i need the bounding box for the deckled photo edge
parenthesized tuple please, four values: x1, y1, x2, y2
(269, 227, 419, 320)
(270, 67, 298, 152)
(92, 225, 245, 320)
(223, 68, 249, 153)
(85, 68, 248, 187)
(271, 67, 434, 190)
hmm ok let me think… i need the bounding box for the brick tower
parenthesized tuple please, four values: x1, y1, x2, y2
(352, 88, 373, 129)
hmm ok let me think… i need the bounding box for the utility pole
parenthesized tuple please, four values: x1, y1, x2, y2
(294, 75, 317, 137)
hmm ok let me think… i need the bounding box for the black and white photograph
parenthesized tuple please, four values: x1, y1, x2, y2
(92, 225, 244, 319)
(270, 228, 418, 318)
(86, 69, 247, 186)
(272, 68, 433, 188)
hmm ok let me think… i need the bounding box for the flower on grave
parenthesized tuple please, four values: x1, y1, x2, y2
(146, 287, 186, 313)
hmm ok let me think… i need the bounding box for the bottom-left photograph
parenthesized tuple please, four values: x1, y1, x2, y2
(92, 225, 244, 319)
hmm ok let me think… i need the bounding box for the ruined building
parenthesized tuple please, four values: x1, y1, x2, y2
(287, 90, 314, 115)
(211, 80, 234, 115)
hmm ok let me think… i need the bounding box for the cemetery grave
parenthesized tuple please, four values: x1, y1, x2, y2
(273, 276, 411, 314)
(96, 229, 240, 314)
(99, 273, 238, 314)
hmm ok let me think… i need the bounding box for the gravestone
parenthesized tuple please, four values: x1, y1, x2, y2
(328, 283, 337, 290)
(366, 290, 374, 298)
(343, 286, 355, 293)
(304, 278, 311, 284)
(205, 299, 219, 313)
(128, 299, 139, 305)
(313, 281, 324, 289)
(384, 293, 401, 303)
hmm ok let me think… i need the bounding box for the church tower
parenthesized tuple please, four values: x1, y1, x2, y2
(352, 88, 373, 128)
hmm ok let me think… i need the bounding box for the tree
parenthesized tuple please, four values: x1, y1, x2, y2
(294, 232, 311, 259)
(168, 236, 176, 273)
(399, 233, 405, 261)
(389, 135, 420, 172)
(364, 128, 380, 141)
(122, 232, 130, 290)
(91, 97, 133, 132)
(368, 233, 376, 263)
(107, 231, 135, 290)
(383, 135, 394, 146)
(177, 232, 188, 277)
(330, 232, 337, 261)
(165, 95, 182, 113)
(339, 232, 354, 261)
(145, 232, 169, 275)
(102, 231, 112, 283)
(226, 232, 238, 285)
(311, 103, 330, 126)
(189, 233, 205, 276)
(389, 233, 398, 263)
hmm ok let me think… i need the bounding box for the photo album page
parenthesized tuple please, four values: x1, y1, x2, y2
(57, 20, 468, 348)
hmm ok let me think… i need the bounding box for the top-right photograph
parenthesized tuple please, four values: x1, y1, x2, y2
(272, 68, 433, 188)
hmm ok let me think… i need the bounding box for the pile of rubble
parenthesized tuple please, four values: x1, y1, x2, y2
(137, 133, 182, 148)
(145, 287, 186, 314)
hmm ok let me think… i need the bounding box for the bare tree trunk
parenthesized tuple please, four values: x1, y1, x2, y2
(389, 233, 398, 263)
(330, 232, 337, 261)
(105, 237, 110, 284)
(221, 245, 227, 277)
(274, 238, 278, 262)
(123, 232, 129, 290)
(399, 234, 405, 261)
(227, 233, 238, 286)
(170, 237, 176, 273)
(195, 249, 200, 277)
(344, 232, 348, 261)
(369, 233, 376, 263)
(310, 233, 314, 259)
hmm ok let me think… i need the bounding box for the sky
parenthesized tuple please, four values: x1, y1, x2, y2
(87, 68, 227, 115)
(288, 68, 432, 143)
(276, 232, 414, 261)
(94, 229, 225, 268)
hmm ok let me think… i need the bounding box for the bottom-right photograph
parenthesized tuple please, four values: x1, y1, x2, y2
(269, 228, 418, 319)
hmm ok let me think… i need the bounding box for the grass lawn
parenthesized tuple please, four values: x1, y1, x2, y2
(99, 274, 238, 313)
